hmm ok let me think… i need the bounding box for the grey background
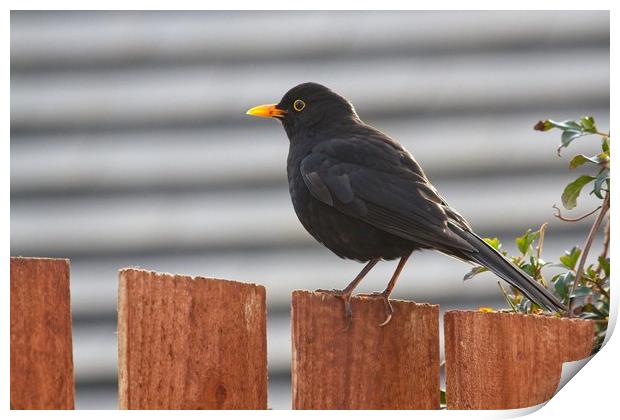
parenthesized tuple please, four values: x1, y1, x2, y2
(10, 11, 609, 409)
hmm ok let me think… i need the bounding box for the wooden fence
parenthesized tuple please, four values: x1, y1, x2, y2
(10, 257, 75, 409)
(10, 257, 595, 410)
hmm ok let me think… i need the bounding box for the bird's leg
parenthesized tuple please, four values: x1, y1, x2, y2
(357, 251, 412, 326)
(316, 257, 381, 330)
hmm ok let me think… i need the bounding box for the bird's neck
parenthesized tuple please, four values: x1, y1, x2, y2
(286, 133, 319, 165)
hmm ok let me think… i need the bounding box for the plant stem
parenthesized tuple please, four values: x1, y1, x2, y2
(600, 215, 610, 260)
(582, 279, 610, 300)
(595, 214, 610, 277)
(536, 223, 547, 260)
(497, 281, 518, 312)
(568, 191, 610, 317)
(535, 223, 548, 286)
(553, 204, 602, 222)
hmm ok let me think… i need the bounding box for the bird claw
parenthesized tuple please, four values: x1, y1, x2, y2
(315, 288, 353, 331)
(357, 291, 394, 327)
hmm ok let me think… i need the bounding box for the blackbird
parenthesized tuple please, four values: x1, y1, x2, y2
(247, 82, 566, 327)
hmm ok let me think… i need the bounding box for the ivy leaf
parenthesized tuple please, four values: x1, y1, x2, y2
(463, 265, 488, 281)
(562, 175, 596, 209)
(559, 247, 582, 270)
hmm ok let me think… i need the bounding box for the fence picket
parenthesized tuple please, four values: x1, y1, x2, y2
(117, 268, 268, 409)
(444, 310, 595, 409)
(10, 257, 75, 409)
(291, 290, 440, 409)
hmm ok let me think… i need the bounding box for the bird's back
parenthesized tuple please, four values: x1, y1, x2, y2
(285, 123, 431, 262)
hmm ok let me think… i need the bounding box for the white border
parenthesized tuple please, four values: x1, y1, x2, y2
(4, 2, 615, 418)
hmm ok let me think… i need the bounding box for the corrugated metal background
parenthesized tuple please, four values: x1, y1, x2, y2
(11, 11, 609, 409)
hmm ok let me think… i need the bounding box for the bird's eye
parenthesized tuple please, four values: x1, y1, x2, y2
(293, 99, 306, 112)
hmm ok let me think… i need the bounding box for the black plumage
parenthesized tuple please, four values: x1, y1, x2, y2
(248, 82, 566, 326)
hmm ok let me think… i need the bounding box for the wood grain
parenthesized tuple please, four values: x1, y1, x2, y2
(291, 290, 440, 409)
(444, 310, 595, 409)
(10, 257, 75, 410)
(117, 268, 267, 409)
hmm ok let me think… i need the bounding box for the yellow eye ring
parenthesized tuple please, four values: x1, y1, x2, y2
(293, 99, 306, 112)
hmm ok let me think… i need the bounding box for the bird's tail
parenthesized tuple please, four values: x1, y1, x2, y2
(457, 229, 567, 313)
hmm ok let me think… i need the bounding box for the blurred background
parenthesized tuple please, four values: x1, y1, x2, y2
(11, 11, 609, 409)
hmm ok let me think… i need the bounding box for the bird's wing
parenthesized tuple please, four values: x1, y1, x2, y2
(300, 137, 476, 253)
(300, 135, 566, 312)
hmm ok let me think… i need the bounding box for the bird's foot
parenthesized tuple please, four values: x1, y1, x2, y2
(315, 288, 354, 331)
(356, 291, 394, 326)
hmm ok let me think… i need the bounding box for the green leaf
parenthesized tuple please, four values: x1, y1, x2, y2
(600, 299, 610, 314)
(510, 256, 520, 266)
(463, 265, 488, 281)
(562, 175, 596, 210)
(580, 116, 597, 133)
(569, 154, 600, 169)
(483, 237, 501, 251)
(440, 390, 446, 406)
(553, 272, 574, 302)
(536, 119, 588, 134)
(530, 255, 546, 271)
(520, 263, 536, 277)
(550, 119, 582, 131)
(559, 247, 581, 270)
(597, 152, 609, 163)
(571, 286, 591, 298)
(602, 137, 610, 154)
(598, 256, 610, 278)
(515, 229, 540, 255)
(584, 302, 607, 317)
(592, 168, 610, 199)
(585, 263, 598, 279)
(554, 282, 567, 301)
(561, 130, 584, 148)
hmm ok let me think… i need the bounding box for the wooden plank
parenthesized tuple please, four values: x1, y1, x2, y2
(444, 310, 595, 409)
(118, 268, 267, 409)
(10, 257, 75, 409)
(291, 290, 440, 409)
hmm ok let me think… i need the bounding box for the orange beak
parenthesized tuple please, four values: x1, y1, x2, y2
(246, 104, 286, 118)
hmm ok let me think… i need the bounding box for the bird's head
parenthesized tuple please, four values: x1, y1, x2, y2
(246, 82, 360, 139)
